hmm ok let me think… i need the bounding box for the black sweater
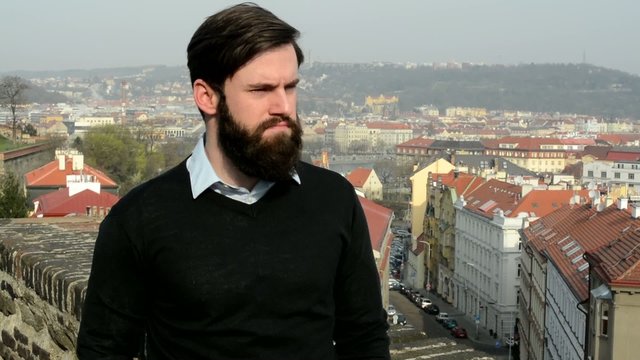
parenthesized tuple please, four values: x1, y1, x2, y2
(77, 161, 390, 360)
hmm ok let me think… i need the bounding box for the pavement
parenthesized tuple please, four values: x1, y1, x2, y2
(415, 288, 514, 356)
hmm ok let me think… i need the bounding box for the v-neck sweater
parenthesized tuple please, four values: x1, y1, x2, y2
(77, 160, 390, 360)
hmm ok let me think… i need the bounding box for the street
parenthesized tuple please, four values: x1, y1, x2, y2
(389, 291, 510, 360)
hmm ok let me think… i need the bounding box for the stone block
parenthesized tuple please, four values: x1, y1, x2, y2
(17, 344, 30, 359)
(1, 329, 17, 350)
(19, 303, 45, 331)
(0, 280, 17, 298)
(0, 290, 16, 315)
(48, 324, 75, 351)
(14, 327, 29, 345)
(32, 342, 51, 360)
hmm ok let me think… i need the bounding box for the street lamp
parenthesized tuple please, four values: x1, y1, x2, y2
(465, 261, 480, 340)
(419, 240, 432, 292)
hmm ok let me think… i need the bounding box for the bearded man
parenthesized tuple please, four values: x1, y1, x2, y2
(77, 3, 390, 360)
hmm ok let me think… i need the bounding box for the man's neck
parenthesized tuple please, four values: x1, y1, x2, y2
(204, 132, 259, 191)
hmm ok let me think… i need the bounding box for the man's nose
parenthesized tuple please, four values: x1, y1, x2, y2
(268, 88, 292, 116)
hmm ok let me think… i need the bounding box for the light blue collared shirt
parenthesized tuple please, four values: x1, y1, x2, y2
(186, 135, 300, 204)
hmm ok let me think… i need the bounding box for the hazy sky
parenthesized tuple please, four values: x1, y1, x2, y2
(2, 0, 639, 75)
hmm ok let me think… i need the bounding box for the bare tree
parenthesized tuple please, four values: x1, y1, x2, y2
(0, 76, 29, 143)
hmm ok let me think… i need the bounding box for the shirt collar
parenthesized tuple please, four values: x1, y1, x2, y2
(186, 134, 300, 199)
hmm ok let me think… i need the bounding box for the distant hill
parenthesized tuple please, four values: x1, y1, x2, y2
(298, 63, 640, 118)
(7, 63, 640, 118)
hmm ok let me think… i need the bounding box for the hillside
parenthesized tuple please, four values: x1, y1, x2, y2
(8, 63, 640, 118)
(298, 63, 640, 118)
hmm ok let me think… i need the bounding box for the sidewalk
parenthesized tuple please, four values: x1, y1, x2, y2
(416, 288, 510, 354)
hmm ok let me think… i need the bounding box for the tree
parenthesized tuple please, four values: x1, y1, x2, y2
(0, 171, 29, 218)
(81, 125, 144, 185)
(0, 76, 29, 143)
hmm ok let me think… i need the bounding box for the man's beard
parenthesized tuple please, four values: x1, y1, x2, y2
(216, 98, 303, 182)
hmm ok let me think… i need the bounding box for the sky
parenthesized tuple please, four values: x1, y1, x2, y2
(1, 0, 639, 75)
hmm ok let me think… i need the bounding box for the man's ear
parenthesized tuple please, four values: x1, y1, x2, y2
(193, 79, 218, 116)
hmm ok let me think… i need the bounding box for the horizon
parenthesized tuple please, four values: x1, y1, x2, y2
(1, 0, 639, 76)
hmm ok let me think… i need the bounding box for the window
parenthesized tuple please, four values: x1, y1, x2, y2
(615, 172, 621, 179)
(630, 173, 635, 180)
(601, 303, 609, 336)
(588, 171, 594, 177)
(601, 171, 607, 178)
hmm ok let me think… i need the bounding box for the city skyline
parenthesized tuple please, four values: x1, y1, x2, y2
(1, 0, 639, 76)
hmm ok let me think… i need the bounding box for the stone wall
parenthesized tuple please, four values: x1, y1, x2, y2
(0, 143, 56, 178)
(0, 217, 100, 360)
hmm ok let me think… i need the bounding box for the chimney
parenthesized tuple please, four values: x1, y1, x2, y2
(522, 184, 533, 198)
(58, 155, 66, 170)
(605, 196, 614, 208)
(632, 205, 640, 219)
(617, 198, 628, 210)
(72, 154, 84, 171)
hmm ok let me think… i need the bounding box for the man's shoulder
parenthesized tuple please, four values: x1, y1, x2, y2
(111, 160, 190, 215)
(295, 161, 355, 195)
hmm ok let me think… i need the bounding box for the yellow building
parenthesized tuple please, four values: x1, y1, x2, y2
(423, 171, 484, 302)
(364, 95, 399, 117)
(444, 107, 487, 117)
(405, 158, 454, 289)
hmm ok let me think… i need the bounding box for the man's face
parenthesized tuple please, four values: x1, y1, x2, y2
(216, 44, 303, 182)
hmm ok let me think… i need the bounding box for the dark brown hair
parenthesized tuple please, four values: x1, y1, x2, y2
(187, 3, 304, 91)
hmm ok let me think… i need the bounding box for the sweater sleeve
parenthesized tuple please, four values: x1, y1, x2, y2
(77, 213, 146, 359)
(333, 192, 390, 360)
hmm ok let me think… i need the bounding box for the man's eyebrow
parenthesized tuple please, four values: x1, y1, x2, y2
(247, 78, 300, 89)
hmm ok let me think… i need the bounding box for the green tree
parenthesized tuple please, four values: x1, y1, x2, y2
(0, 172, 29, 218)
(81, 125, 144, 185)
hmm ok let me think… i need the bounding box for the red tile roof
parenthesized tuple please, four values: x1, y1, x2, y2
(483, 136, 564, 151)
(397, 137, 434, 148)
(524, 202, 640, 299)
(346, 167, 373, 188)
(605, 150, 640, 162)
(358, 196, 393, 253)
(597, 134, 640, 146)
(581, 145, 612, 160)
(33, 188, 120, 217)
(25, 158, 118, 187)
(586, 215, 640, 287)
(412, 232, 426, 256)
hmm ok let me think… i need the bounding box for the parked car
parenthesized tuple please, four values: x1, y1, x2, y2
(395, 313, 407, 326)
(451, 326, 468, 338)
(435, 312, 449, 322)
(442, 319, 458, 329)
(425, 304, 440, 315)
(387, 305, 397, 317)
(419, 298, 433, 309)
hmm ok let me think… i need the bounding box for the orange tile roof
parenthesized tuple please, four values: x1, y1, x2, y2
(451, 173, 485, 196)
(462, 179, 523, 218)
(346, 167, 373, 188)
(524, 202, 640, 299)
(586, 217, 640, 287)
(359, 196, 393, 253)
(25, 158, 117, 187)
(513, 189, 589, 218)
